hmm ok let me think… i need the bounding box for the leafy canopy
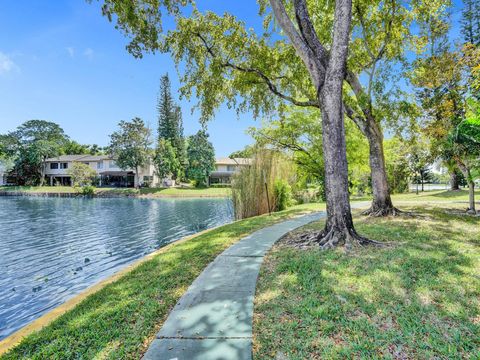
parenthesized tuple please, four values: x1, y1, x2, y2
(109, 117, 152, 173)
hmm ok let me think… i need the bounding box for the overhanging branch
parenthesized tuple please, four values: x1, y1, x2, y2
(195, 32, 319, 109)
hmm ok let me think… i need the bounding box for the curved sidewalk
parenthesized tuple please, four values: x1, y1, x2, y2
(143, 212, 324, 360)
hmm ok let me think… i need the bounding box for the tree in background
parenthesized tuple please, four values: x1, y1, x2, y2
(461, 0, 480, 46)
(63, 140, 90, 155)
(384, 137, 410, 194)
(0, 120, 69, 185)
(250, 107, 370, 200)
(109, 117, 151, 188)
(186, 130, 215, 187)
(448, 99, 480, 213)
(157, 74, 186, 180)
(406, 136, 432, 195)
(67, 162, 97, 187)
(154, 138, 180, 182)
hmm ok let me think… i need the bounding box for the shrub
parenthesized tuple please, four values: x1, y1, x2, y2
(210, 183, 231, 188)
(67, 162, 97, 187)
(80, 185, 95, 196)
(274, 179, 292, 211)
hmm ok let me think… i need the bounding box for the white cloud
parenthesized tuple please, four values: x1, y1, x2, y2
(83, 48, 94, 60)
(0, 52, 19, 75)
(66, 47, 75, 58)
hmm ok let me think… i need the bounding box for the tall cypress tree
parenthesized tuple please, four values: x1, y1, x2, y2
(461, 0, 480, 45)
(156, 73, 186, 180)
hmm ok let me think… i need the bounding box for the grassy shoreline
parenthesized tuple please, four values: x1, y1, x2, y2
(0, 203, 322, 359)
(253, 205, 480, 359)
(0, 186, 231, 198)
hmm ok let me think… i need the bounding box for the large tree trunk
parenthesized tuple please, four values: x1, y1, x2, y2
(270, 0, 382, 248)
(344, 73, 399, 217)
(362, 121, 397, 216)
(450, 171, 460, 191)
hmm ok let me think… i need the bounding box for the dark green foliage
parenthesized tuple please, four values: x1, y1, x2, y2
(0, 120, 69, 185)
(186, 130, 215, 187)
(153, 138, 180, 180)
(63, 140, 90, 155)
(156, 73, 186, 180)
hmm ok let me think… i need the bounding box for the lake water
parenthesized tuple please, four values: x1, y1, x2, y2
(0, 196, 233, 340)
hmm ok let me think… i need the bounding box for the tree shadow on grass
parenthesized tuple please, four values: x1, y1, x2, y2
(254, 207, 480, 359)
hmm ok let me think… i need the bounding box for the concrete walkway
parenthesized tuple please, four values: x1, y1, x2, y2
(143, 212, 324, 360)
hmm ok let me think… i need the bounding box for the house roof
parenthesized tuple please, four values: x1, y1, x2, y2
(45, 154, 112, 162)
(78, 155, 112, 162)
(45, 155, 89, 162)
(215, 157, 252, 165)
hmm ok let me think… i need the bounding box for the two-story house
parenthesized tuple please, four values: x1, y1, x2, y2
(209, 157, 252, 184)
(44, 155, 158, 188)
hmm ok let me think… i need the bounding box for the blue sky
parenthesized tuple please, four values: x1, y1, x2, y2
(0, 1, 465, 157)
(0, 1, 263, 157)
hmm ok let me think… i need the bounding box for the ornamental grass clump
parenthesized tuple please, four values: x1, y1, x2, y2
(231, 148, 295, 219)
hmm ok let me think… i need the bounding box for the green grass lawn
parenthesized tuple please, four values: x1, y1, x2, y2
(0, 203, 320, 360)
(253, 206, 480, 359)
(392, 188, 479, 202)
(0, 186, 231, 198)
(104, 186, 231, 197)
(0, 186, 76, 193)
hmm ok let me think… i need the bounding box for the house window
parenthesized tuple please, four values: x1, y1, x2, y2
(50, 163, 59, 169)
(227, 165, 236, 171)
(97, 161, 103, 169)
(109, 161, 117, 168)
(60, 163, 68, 169)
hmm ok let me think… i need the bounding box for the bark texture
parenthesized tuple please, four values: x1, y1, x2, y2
(344, 73, 398, 217)
(450, 171, 460, 191)
(455, 159, 476, 214)
(363, 120, 398, 216)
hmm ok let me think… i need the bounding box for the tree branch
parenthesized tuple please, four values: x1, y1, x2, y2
(195, 32, 319, 108)
(269, 0, 322, 89)
(293, 0, 329, 69)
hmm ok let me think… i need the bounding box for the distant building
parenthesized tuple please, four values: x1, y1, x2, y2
(44, 155, 158, 188)
(209, 158, 252, 184)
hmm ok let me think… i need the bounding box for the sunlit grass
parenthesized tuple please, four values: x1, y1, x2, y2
(253, 205, 480, 359)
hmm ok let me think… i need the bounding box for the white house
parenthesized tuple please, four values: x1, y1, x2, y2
(209, 158, 252, 184)
(44, 155, 159, 188)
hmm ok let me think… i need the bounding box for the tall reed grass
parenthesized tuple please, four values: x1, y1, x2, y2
(231, 148, 295, 220)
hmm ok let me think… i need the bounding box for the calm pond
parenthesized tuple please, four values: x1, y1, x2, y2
(0, 196, 233, 340)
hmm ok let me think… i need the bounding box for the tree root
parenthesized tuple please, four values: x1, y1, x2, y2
(361, 206, 405, 217)
(294, 227, 391, 250)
